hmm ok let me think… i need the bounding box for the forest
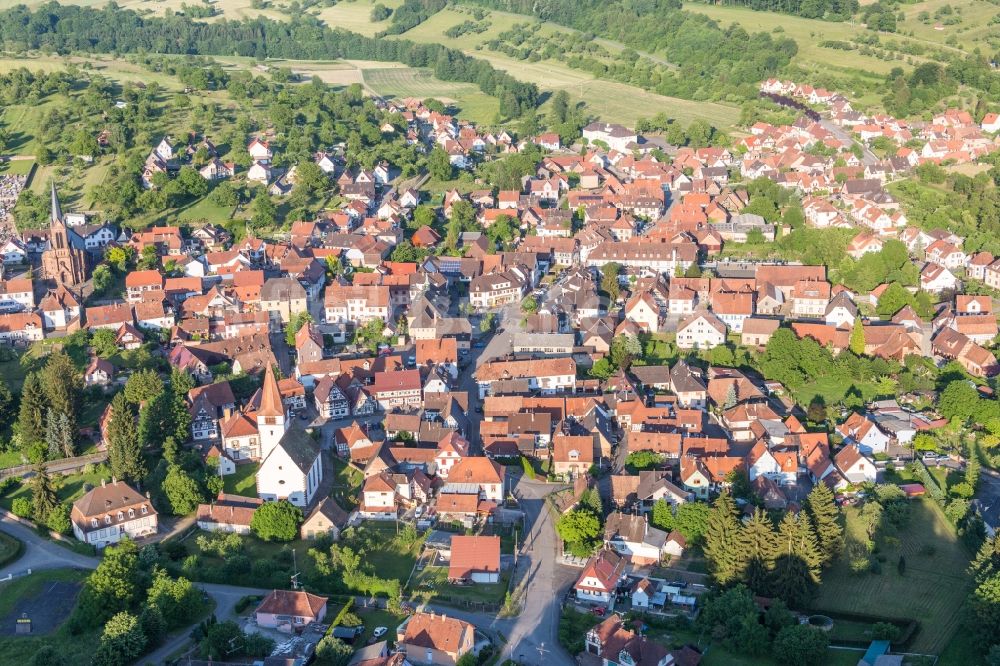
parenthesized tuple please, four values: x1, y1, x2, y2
(0, 4, 537, 117)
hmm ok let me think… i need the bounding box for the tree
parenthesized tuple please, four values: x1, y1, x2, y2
(295, 160, 328, 197)
(876, 282, 911, 318)
(106, 393, 146, 484)
(16, 372, 47, 449)
(354, 318, 387, 353)
(556, 509, 602, 556)
(589, 358, 613, 380)
(106, 246, 134, 272)
(939, 380, 981, 422)
(428, 147, 454, 180)
(285, 311, 314, 346)
(41, 350, 80, 436)
(93, 611, 147, 666)
(315, 636, 354, 666)
(92, 328, 118, 357)
(673, 502, 712, 542)
(210, 180, 239, 207)
(723, 384, 737, 409)
(250, 192, 277, 229)
(124, 368, 163, 404)
(30, 459, 57, 523)
(609, 333, 642, 370)
(137, 245, 159, 270)
(521, 295, 539, 314)
(601, 262, 621, 302)
(651, 499, 674, 532)
(625, 450, 663, 472)
(739, 508, 775, 593)
(770, 512, 822, 607)
(703, 492, 742, 585)
(772, 625, 829, 666)
(162, 464, 206, 515)
(75, 540, 142, 624)
(146, 569, 202, 628)
(251, 500, 303, 541)
(804, 482, 843, 564)
(92, 264, 113, 294)
(849, 317, 866, 355)
(479, 312, 496, 333)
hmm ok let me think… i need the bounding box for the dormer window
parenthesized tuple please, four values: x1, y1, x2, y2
(141, 506, 147, 515)
(105, 515, 112, 524)
(91, 518, 98, 528)
(117, 512, 124, 521)
(619, 651, 635, 666)
(128, 509, 135, 518)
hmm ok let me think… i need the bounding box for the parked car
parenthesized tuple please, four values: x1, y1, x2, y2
(372, 626, 388, 639)
(591, 607, 606, 617)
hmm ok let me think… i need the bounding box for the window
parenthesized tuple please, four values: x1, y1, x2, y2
(105, 516, 112, 525)
(128, 509, 135, 519)
(141, 505, 147, 515)
(91, 518, 98, 528)
(117, 512, 124, 521)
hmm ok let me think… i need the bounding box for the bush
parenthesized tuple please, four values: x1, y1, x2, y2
(872, 622, 900, 641)
(11, 497, 32, 518)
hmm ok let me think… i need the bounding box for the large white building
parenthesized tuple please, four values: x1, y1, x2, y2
(70, 479, 158, 548)
(255, 368, 324, 507)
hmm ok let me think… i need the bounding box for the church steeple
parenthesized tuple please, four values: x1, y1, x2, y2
(50, 181, 63, 225)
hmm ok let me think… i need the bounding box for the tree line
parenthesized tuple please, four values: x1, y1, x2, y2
(690, 0, 858, 20)
(0, 4, 538, 117)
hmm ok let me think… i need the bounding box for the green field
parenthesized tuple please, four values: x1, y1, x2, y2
(222, 463, 259, 497)
(329, 456, 364, 510)
(363, 68, 500, 123)
(408, 565, 511, 605)
(813, 497, 971, 654)
(317, 0, 405, 37)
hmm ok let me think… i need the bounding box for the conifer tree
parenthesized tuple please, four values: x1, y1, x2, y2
(45, 409, 60, 460)
(724, 384, 737, 410)
(703, 491, 742, 585)
(17, 371, 47, 448)
(41, 350, 81, 433)
(770, 512, 822, 607)
(849, 316, 866, 355)
(57, 411, 74, 458)
(30, 459, 57, 523)
(739, 507, 776, 594)
(805, 482, 843, 564)
(106, 393, 146, 484)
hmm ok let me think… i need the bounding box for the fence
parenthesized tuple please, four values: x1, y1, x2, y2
(0, 452, 108, 480)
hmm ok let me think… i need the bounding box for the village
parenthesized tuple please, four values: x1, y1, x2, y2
(0, 68, 999, 666)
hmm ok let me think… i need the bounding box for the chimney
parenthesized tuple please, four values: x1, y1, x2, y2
(101, 478, 106, 488)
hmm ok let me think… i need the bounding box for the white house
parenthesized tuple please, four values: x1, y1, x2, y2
(676, 310, 727, 350)
(70, 479, 158, 548)
(574, 549, 625, 604)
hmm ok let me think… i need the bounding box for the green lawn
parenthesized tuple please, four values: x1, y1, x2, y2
(408, 566, 510, 605)
(813, 498, 971, 654)
(329, 456, 363, 510)
(0, 568, 99, 666)
(356, 607, 406, 645)
(0, 464, 113, 512)
(223, 463, 259, 497)
(0, 531, 23, 568)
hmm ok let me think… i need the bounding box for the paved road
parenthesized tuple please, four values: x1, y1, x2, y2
(504, 477, 577, 666)
(0, 514, 99, 579)
(820, 118, 877, 166)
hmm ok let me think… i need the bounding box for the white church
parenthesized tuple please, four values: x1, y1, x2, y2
(254, 367, 324, 507)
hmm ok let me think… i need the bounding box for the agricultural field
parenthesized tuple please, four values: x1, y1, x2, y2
(813, 497, 971, 654)
(317, 0, 405, 37)
(363, 68, 500, 123)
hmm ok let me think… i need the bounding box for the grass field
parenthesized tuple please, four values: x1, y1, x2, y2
(813, 497, 971, 654)
(363, 68, 500, 123)
(317, 0, 405, 37)
(222, 463, 259, 497)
